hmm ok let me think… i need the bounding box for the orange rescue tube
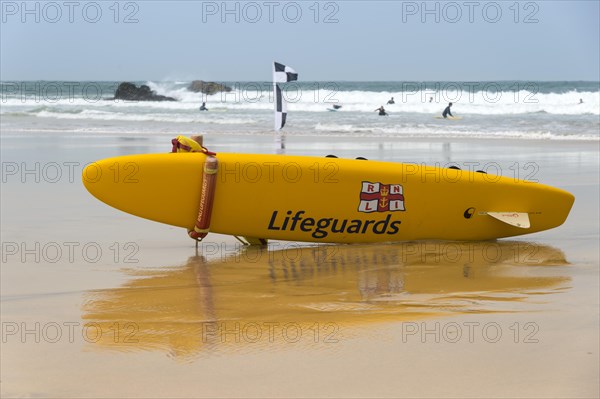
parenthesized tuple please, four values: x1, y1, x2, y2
(189, 156, 218, 240)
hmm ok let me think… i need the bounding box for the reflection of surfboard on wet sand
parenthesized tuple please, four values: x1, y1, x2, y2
(84, 152, 574, 243)
(82, 240, 569, 356)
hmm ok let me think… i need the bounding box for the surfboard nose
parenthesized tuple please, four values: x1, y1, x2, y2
(82, 160, 106, 201)
(82, 158, 140, 204)
(82, 154, 206, 229)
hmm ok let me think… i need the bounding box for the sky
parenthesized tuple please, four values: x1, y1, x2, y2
(1, 0, 599, 81)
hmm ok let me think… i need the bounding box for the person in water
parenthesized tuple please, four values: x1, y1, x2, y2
(333, 104, 342, 110)
(199, 102, 208, 111)
(442, 102, 453, 118)
(375, 106, 388, 116)
(387, 97, 395, 105)
(579, 98, 584, 104)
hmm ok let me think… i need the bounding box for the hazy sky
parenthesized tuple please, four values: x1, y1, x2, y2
(1, 1, 599, 81)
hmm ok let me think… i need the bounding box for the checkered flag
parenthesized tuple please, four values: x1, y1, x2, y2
(274, 83, 287, 130)
(273, 61, 298, 130)
(273, 61, 298, 83)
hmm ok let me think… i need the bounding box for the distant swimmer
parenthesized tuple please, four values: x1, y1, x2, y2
(375, 106, 388, 116)
(579, 98, 584, 104)
(199, 102, 208, 111)
(387, 97, 395, 105)
(442, 102, 453, 118)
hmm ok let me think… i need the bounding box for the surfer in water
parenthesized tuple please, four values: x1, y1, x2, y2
(333, 104, 342, 110)
(375, 106, 388, 116)
(442, 102, 453, 118)
(199, 102, 208, 111)
(387, 97, 395, 105)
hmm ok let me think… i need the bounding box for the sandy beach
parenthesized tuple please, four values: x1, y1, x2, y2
(1, 132, 598, 398)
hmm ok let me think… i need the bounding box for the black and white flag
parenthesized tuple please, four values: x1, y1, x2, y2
(273, 61, 298, 83)
(273, 61, 298, 130)
(274, 83, 287, 131)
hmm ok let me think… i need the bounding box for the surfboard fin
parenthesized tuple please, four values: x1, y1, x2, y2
(234, 236, 268, 246)
(486, 212, 531, 229)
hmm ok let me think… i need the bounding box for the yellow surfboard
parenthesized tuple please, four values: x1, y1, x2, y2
(82, 152, 574, 243)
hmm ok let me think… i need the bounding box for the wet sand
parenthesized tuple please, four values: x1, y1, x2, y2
(1, 133, 598, 398)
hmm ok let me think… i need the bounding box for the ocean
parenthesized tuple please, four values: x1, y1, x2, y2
(1, 80, 598, 141)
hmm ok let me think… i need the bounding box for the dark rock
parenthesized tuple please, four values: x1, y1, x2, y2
(114, 82, 176, 101)
(188, 80, 232, 95)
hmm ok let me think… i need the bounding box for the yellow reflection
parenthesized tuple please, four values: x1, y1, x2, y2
(82, 241, 569, 358)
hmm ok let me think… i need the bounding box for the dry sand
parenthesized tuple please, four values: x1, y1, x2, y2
(1, 133, 598, 398)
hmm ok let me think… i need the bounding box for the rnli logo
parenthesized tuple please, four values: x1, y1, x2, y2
(358, 182, 405, 213)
